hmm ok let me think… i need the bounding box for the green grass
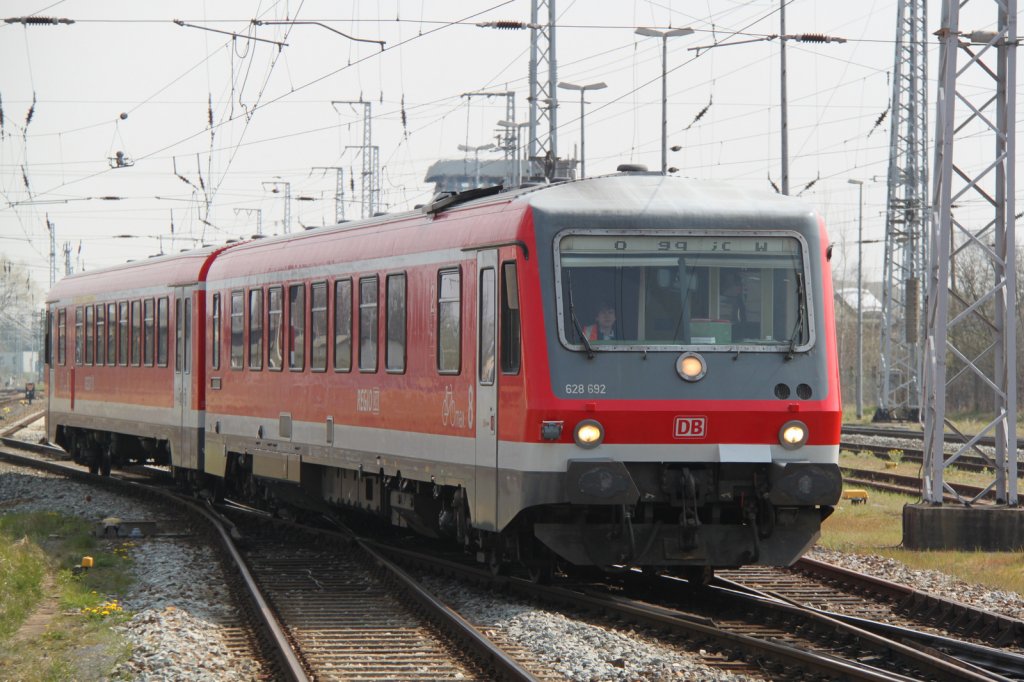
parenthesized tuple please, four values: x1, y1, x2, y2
(0, 535, 46, 639)
(0, 512, 135, 681)
(821, 486, 1024, 596)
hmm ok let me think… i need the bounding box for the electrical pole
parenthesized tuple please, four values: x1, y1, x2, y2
(334, 100, 377, 218)
(313, 166, 345, 223)
(877, 0, 929, 422)
(234, 208, 263, 236)
(464, 91, 517, 187)
(922, 0, 1017, 507)
(262, 180, 291, 234)
(46, 215, 56, 287)
(528, 0, 558, 180)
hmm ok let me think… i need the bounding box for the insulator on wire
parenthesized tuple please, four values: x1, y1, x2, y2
(4, 16, 75, 25)
(476, 20, 534, 30)
(794, 33, 846, 44)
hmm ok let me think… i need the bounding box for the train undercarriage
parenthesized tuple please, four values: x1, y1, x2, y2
(51, 427, 839, 582)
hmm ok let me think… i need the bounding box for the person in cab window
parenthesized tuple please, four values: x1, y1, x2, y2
(584, 303, 617, 341)
(721, 271, 747, 323)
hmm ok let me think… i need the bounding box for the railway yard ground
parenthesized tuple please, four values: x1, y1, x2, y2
(1, 408, 1023, 681)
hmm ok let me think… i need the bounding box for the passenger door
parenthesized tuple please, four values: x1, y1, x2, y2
(474, 250, 499, 531)
(173, 287, 195, 469)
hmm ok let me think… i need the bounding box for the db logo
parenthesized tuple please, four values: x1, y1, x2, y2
(673, 416, 707, 439)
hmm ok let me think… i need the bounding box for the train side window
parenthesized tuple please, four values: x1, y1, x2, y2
(118, 302, 129, 366)
(500, 261, 521, 375)
(268, 287, 283, 371)
(84, 305, 95, 366)
(176, 299, 183, 372)
(479, 268, 496, 385)
(74, 307, 82, 364)
(58, 309, 66, 366)
(385, 274, 406, 373)
(249, 289, 263, 370)
(106, 303, 116, 366)
(358, 277, 378, 372)
(157, 297, 169, 367)
(230, 291, 244, 370)
(310, 281, 328, 372)
(333, 279, 352, 372)
(211, 294, 221, 370)
(289, 283, 306, 371)
(95, 304, 106, 366)
(437, 269, 461, 374)
(130, 300, 142, 366)
(143, 298, 155, 367)
(184, 298, 191, 373)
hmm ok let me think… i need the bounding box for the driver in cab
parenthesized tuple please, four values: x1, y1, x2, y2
(584, 303, 617, 341)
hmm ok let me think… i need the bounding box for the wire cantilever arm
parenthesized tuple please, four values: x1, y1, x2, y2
(251, 20, 385, 51)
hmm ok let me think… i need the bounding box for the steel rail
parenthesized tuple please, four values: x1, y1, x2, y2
(371, 541, 942, 682)
(0, 443, 310, 682)
(355, 538, 539, 682)
(715, 575, 1024, 681)
(843, 424, 1024, 451)
(794, 556, 1024, 646)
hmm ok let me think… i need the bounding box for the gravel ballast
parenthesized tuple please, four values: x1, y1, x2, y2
(3, 423, 1022, 680)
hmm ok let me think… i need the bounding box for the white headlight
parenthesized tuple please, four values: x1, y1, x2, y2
(676, 352, 706, 382)
(574, 419, 604, 448)
(779, 420, 808, 449)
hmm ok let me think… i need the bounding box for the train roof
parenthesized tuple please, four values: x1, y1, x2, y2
(47, 174, 821, 303)
(46, 243, 236, 303)
(516, 172, 818, 221)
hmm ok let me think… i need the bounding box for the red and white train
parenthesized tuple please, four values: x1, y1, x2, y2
(46, 171, 842, 577)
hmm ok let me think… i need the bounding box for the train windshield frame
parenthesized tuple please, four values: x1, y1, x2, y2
(554, 229, 815, 353)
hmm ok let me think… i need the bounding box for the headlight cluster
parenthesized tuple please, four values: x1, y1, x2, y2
(574, 419, 604, 448)
(779, 420, 808, 449)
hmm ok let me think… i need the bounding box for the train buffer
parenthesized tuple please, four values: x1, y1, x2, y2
(841, 489, 868, 504)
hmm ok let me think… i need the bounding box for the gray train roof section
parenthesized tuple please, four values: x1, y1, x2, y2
(516, 173, 821, 228)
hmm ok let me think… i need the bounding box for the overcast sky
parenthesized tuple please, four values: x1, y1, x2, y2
(0, 0, 1018, 297)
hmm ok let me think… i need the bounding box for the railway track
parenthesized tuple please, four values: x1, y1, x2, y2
(840, 465, 999, 502)
(379, 540, 1024, 681)
(843, 423, 1024, 452)
(0, 438, 544, 681)
(0, 441, 292, 679)
(6, 429, 1024, 680)
(221, 508, 545, 681)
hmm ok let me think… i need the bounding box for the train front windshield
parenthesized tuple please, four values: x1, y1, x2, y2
(556, 232, 812, 352)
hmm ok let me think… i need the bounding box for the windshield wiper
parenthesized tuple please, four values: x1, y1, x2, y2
(785, 272, 806, 361)
(566, 271, 595, 359)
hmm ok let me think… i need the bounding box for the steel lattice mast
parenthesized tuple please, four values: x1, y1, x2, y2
(923, 0, 1017, 505)
(528, 0, 558, 180)
(877, 0, 929, 422)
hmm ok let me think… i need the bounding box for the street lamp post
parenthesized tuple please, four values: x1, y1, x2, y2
(848, 178, 864, 419)
(635, 27, 694, 174)
(557, 81, 607, 179)
(458, 143, 496, 188)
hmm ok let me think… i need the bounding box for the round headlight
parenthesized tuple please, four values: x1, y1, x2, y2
(779, 420, 808, 449)
(676, 352, 706, 382)
(574, 419, 604, 449)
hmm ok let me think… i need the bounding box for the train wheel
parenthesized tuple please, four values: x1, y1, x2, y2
(526, 561, 553, 585)
(683, 566, 714, 586)
(83, 446, 99, 475)
(99, 448, 112, 477)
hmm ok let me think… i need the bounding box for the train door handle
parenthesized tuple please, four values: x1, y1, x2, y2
(489, 414, 495, 433)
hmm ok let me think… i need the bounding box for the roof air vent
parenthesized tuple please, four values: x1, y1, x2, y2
(617, 163, 648, 173)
